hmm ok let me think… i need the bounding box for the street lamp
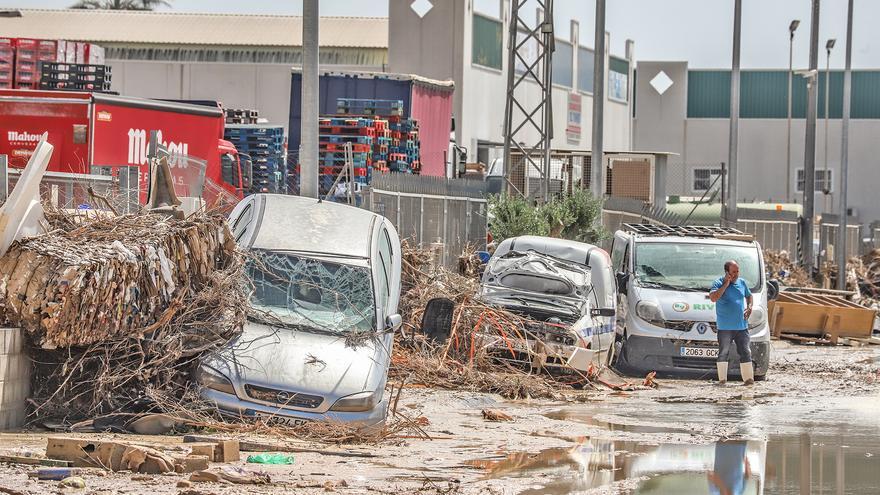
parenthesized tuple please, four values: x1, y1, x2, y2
(786, 20, 800, 203)
(823, 38, 836, 206)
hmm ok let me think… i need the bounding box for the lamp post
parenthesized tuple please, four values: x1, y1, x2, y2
(786, 19, 800, 203)
(823, 38, 836, 214)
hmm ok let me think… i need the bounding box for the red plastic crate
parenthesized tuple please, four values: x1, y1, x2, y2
(15, 59, 36, 72)
(14, 81, 38, 90)
(14, 38, 37, 61)
(14, 70, 37, 83)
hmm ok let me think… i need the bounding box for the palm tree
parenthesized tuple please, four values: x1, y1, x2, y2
(70, 0, 171, 10)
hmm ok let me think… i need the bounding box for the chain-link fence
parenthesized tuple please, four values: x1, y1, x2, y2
(365, 173, 488, 268)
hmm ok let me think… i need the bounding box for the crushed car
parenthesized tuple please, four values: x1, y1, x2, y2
(425, 236, 616, 374)
(196, 194, 402, 427)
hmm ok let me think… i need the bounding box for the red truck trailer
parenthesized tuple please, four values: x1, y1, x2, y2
(0, 89, 246, 205)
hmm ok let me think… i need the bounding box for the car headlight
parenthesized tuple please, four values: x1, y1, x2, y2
(329, 390, 381, 413)
(635, 301, 664, 325)
(195, 365, 236, 395)
(748, 306, 767, 330)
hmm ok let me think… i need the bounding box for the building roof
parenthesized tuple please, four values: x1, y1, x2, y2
(0, 9, 388, 48)
(251, 194, 379, 259)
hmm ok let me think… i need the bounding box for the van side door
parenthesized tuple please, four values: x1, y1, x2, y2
(610, 233, 631, 335)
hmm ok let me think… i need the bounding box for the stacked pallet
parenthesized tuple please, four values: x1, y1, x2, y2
(335, 98, 421, 174)
(39, 62, 111, 92)
(225, 108, 259, 125)
(224, 125, 285, 194)
(0, 39, 12, 89)
(317, 116, 374, 194)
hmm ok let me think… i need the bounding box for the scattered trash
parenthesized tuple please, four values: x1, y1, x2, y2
(189, 466, 271, 485)
(58, 476, 86, 489)
(246, 453, 294, 465)
(45, 438, 209, 474)
(177, 480, 193, 488)
(644, 371, 659, 388)
(481, 410, 513, 422)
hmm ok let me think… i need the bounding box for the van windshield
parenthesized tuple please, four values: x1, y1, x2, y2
(246, 250, 375, 334)
(634, 243, 761, 291)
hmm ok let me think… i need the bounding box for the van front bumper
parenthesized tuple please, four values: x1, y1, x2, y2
(200, 388, 388, 428)
(616, 335, 770, 378)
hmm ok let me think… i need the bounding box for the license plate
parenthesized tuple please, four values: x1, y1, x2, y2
(255, 413, 309, 427)
(679, 346, 718, 358)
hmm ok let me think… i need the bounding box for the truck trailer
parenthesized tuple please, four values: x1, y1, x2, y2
(0, 89, 247, 206)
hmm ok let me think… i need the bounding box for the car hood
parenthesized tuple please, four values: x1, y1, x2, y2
(204, 320, 385, 413)
(481, 251, 590, 297)
(633, 286, 719, 321)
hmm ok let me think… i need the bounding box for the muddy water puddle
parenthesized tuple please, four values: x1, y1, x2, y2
(469, 396, 880, 494)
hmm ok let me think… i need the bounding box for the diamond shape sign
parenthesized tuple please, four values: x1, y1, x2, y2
(411, 0, 433, 18)
(650, 70, 674, 95)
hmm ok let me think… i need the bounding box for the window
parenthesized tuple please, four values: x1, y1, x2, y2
(473, 0, 501, 18)
(377, 228, 393, 308)
(608, 57, 630, 102)
(577, 46, 595, 93)
(472, 14, 503, 70)
(796, 169, 833, 193)
(514, 29, 538, 75)
(611, 237, 626, 273)
(693, 168, 723, 192)
(552, 40, 573, 87)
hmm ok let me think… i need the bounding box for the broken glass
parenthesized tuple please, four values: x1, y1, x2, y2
(247, 250, 375, 334)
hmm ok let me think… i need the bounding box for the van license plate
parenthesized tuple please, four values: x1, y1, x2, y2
(679, 346, 718, 358)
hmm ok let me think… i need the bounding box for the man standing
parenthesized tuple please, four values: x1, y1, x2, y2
(709, 260, 754, 385)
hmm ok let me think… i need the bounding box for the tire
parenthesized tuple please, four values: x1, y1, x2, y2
(421, 298, 455, 343)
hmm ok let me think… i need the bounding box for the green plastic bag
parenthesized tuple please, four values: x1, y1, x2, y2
(246, 453, 295, 465)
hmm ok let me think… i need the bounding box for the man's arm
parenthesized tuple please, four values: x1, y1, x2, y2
(709, 277, 729, 302)
(744, 294, 753, 319)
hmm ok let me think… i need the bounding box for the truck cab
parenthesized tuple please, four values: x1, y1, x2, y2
(609, 224, 771, 380)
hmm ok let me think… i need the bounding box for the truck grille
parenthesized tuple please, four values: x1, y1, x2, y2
(244, 384, 323, 409)
(660, 320, 716, 332)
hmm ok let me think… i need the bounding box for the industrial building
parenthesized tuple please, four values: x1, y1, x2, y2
(0, 8, 388, 127)
(633, 60, 880, 228)
(387, 0, 634, 168)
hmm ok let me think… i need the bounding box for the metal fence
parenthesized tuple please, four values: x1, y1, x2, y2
(365, 173, 488, 268)
(818, 213, 861, 260)
(734, 208, 800, 254)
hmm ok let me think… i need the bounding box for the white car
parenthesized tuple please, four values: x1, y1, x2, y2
(197, 194, 402, 427)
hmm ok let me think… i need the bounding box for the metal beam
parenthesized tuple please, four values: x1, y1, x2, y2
(726, 0, 742, 224)
(802, 0, 820, 273)
(299, 0, 319, 198)
(590, 0, 606, 199)
(836, 0, 854, 290)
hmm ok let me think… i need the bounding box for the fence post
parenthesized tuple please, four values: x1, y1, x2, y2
(442, 197, 448, 266)
(419, 196, 425, 248)
(465, 198, 471, 244)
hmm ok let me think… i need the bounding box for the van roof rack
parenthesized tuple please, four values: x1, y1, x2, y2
(623, 223, 753, 240)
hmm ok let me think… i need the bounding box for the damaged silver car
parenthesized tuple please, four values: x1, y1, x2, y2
(196, 194, 402, 427)
(427, 236, 616, 374)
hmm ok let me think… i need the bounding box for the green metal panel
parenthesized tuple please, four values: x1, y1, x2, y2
(852, 71, 880, 119)
(610, 57, 629, 75)
(472, 14, 502, 70)
(687, 71, 730, 118)
(688, 70, 879, 119)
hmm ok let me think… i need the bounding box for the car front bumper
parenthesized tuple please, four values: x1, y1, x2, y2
(476, 332, 601, 373)
(200, 388, 388, 428)
(617, 334, 770, 378)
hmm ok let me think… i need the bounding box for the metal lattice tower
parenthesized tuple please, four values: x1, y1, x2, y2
(502, 0, 554, 202)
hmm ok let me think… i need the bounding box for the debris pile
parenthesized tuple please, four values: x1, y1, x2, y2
(391, 242, 596, 400)
(0, 209, 248, 422)
(764, 250, 815, 287)
(843, 249, 880, 315)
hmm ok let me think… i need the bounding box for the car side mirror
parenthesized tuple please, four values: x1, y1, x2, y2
(590, 308, 616, 317)
(615, 271, 629, 295)
(385, 314, 403, 331)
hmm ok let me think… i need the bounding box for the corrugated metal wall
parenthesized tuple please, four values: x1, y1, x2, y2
(687, 70, 879, 119)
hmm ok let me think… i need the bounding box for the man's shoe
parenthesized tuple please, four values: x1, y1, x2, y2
(716, 362, 728, 385)
(740, 362, 755, 386)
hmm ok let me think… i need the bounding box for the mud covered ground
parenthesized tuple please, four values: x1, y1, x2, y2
(1, 340, 879, 495)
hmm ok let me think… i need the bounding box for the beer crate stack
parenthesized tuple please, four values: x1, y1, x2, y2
(39, 62, 111, 92)
(224, 125, 285, 194)
(13, 39, 57, 90)
(0, 39, 13, 89)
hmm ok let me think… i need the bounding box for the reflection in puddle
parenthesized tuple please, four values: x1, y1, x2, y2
(468, 434, 878, 494)
(544, 409, 688, 434)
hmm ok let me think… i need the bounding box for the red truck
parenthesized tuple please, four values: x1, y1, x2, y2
(0, 89, 247, 205)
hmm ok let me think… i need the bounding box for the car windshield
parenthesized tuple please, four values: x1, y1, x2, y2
(634, 242, 761, 291)
(246, 250, 375, 334)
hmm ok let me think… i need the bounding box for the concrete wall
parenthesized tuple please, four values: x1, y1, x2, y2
(389, 0, 633, 166)
(634, 60, 880, 227)
(109, 60, 380, 132)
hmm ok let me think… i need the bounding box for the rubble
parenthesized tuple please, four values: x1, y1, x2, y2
(764, 250, 815, 288)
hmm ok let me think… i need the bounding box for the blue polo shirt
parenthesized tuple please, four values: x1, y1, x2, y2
(711, 277, 751, 331)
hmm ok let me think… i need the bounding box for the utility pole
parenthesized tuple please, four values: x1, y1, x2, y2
(786, 20, 800, 203)
(590, 0, 606, 199)
(725, 0, 742, 225)
(299, 0, 319, 198)
(823, 38, 836, 214)
(802, 0, 820, 274)
(836, 0, 853, 290)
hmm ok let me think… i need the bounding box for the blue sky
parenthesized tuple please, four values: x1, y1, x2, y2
(3, 0, 877, 68)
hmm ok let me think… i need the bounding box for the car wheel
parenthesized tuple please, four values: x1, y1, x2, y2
(421, 298, 455, 343)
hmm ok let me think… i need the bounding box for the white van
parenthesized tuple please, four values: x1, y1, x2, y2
(608, 224, 771, 380)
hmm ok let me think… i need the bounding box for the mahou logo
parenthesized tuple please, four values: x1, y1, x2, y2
(7, 131, 42, 144)
(127, 129, 190, 167)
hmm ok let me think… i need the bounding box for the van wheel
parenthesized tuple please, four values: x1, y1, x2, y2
(607, 332, 625, 369)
